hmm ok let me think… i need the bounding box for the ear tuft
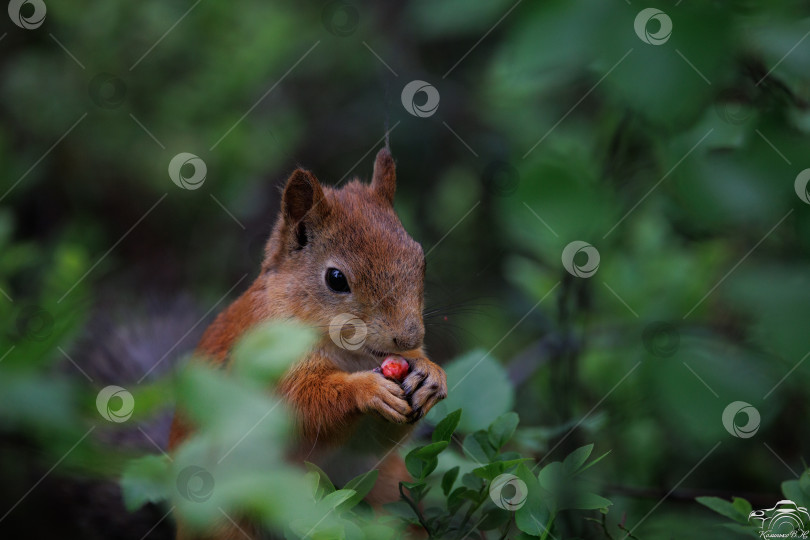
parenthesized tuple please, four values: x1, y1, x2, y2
(371, 148, 396, 204)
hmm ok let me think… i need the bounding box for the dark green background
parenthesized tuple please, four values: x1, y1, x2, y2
(2, 0, 810, 538)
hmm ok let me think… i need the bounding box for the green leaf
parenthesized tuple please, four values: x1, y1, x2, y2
(697, 496, 749, 524)
(447, 487, 470, 514)
(472, 459, 531, 481)
(563, 444, 593, 475)
(321, 489, 357, 510)
(176, 364, 291, 448)
(463, 430, 496, 465)
(800, 470, 810, 496)
(514, 463, 550, 537)
(731, 497, 752, 520)
(488, 412, 519, 450)
(413, 441, 450, 460)
(537, 461, 565, 493)
(337, 470, 378, 512)
(782, 480, 809, 508)
(404, 451, 422, 480)
(305, 461, 335, 498)
(576, 450, 612, 475)
(426, 349, 514, 433)
(462, 472, 485, 491)
(405, 442, 448, 480)
(231, 321, 316, 386)
(407, 455, 438, 480)
(120, 454, 171, 512)
(401, 481, 430, 502)
(432, 409, 462, 443)
(441, 466, 459, 496)
(560, 491, 612, 511)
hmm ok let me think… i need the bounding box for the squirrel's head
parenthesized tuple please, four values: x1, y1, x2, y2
(264, 148, 426, 360)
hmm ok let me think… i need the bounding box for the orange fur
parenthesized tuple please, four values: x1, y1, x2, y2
(169, 149, 447, 540)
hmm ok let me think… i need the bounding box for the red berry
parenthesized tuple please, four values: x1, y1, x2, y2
(380, 356, 409, 382)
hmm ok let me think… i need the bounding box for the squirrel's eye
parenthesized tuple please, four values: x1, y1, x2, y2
(325, 268, 351, 293)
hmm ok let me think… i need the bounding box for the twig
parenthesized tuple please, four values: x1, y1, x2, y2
(399, 482, 433, 538)
(499, 517, 513, 540)
(455, 487, 485, 539)
(599, 513, 616, 540)
(618, 522, 641, 540)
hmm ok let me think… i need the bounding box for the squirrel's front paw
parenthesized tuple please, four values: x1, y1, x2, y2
(355, 372, 412, 424)
(402, 358, 447, 423)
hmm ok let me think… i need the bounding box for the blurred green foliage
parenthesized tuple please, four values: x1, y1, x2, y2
(2, 0, 810, 538)
(120, 326, 612, 539)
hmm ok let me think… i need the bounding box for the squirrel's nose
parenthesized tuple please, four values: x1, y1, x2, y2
(392, 320, 424, 351)
(393, 335, 421, 351)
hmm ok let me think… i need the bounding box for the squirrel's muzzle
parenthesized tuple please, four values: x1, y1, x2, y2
(391, 318, 424, 351)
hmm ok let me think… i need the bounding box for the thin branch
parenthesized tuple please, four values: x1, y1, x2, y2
(399, 482, 433, 538)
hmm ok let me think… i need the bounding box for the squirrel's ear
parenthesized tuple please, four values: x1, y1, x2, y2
(281, 169, 327, 245)
(371, 147, 396, 205)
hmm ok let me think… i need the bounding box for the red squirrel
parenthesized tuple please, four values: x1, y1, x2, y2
(168, 148, 448, 539)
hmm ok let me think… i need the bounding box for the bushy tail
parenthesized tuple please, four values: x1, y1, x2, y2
(70, 294, 205, 451)
(44, 294, 209, 539)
